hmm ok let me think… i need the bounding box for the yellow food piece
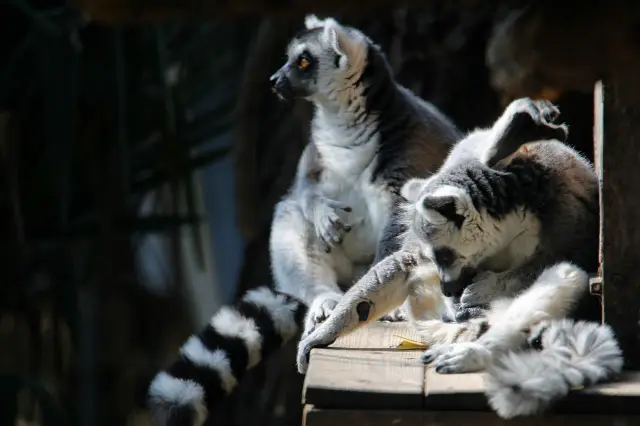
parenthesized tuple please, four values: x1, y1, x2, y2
(393, 335, 429, 350)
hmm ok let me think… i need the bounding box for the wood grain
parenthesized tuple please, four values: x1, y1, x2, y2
(598, 73, 640, 369)
(303, 348, 425, 409)
(330, 322, 424, 349)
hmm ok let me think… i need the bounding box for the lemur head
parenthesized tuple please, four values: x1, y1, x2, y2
(401, 174, 489, 298)
(270, 15, 370, 105)
(399, 99, 565, 297)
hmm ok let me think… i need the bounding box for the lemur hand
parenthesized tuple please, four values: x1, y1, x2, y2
(310, 197, 352, 253)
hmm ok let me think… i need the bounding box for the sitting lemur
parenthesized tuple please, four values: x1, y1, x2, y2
(147, 15, 465, 426)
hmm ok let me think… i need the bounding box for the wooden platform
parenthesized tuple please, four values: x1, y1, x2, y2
(302, 322, 640, 426)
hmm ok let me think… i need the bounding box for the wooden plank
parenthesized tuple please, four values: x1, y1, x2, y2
(303, 348, 425, 409)
(598, 74, 640, 369)
(423, 368, 640, 415)
(330, 322, 424, 349)
(303, 406, 640, 426)
(423, 368, 487, 410)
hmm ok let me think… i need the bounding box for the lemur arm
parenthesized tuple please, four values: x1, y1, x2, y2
(296, 249, 438, 374)
(457, 252, 557, 314)
(373, 193, 407, 264)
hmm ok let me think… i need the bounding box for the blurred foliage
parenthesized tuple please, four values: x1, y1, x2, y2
(0, 1, 259, 425)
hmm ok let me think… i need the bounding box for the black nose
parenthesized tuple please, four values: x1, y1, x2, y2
(269, 70, 294, 100)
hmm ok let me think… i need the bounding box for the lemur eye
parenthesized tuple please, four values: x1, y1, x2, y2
(433, 247, 457, 267)
(297, 54, 311, 71)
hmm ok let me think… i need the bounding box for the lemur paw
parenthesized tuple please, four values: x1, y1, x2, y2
(459, 271, 500, 309)
(421, 341, 491, 374)
(379, 306, 408, 322)
(312, 198, 352, 253)
(297, 329, 337, 375)
(302, 292, 342, 339)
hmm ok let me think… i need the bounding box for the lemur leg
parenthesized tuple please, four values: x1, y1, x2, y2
(296, 251, 425, 374)
(483, 97, 569, 167)
(422, 262, 588, 374)
(456, 256, 554, 322)
(270, 199, 349, 338)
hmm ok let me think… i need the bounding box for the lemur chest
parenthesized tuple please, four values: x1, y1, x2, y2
(317, 156, 393, 261)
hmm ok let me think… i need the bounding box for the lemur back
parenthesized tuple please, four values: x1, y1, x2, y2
(147, 15, 461, 426)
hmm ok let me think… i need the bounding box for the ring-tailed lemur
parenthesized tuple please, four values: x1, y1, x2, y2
(295, 98, 622, 417)
(147, 15, 461, 426)
(268, 14, 460, 336)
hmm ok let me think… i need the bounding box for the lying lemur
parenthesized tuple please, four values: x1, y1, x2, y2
(147, 15, 461, 426)
(296, 98, 623, 418)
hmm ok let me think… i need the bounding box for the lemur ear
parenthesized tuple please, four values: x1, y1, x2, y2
(419, 195, 466, 228)
(304, 14, 325, 29)
(400, 178, 428, 203)
(322, 18, 366, 68)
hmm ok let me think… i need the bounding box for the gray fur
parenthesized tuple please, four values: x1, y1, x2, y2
(401, 98, 598, 321)
(295, 97, 607, 399)
(485, 318, 623, 419)
(269, 15, 460, 337)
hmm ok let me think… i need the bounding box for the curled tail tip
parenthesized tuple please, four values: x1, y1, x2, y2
(147, 372, 207, 426)
(485, 351, 568, 419)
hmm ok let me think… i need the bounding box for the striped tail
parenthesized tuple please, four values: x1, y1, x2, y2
(147, 286, 307, 426)
(484, 319, 623, 419)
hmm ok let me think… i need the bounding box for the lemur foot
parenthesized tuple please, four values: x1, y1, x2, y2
(421, 341, 491, 374)
(302, 292, 342, 339)
(459, 270, 501, 310)
(506, 98, 568, 143)
(379, 307, 408, 322)
(312, 197, 352, 253)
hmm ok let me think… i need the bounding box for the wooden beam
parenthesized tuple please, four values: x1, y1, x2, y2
(303, 406, 640, 426)
(597, 75, 640, 370)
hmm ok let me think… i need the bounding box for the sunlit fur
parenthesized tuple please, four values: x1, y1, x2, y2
(269, 14, 460, 339)
(393, 99, 618, 419)
(149, 15, 462, 426)
(398, 98, 597, 320)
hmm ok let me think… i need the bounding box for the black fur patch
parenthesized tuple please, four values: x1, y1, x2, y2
(237, 301, 282, 361)
(356, 301, 371, 322)
(198, 324, 249, 381)
(166, 356, 227, 404)
(355, 44, 460, 189)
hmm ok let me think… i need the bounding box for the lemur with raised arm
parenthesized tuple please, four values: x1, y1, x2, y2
(296, 98, 623, 419)
(147, 15, 461, 426)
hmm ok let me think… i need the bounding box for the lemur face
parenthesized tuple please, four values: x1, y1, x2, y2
(270, 15, 368, 102)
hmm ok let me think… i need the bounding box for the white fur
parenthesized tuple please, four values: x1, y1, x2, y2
(243, 286, 301, 341)
(147, 372, 207, 426)
(421, 262, 589, 373)
(180, 337, 239, 392)
(271, 18, 396, 339)
(210, 307, 263, 368)
(486, 319, 623, 419)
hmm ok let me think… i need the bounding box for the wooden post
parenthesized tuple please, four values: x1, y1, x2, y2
(596, 76, 640, 370)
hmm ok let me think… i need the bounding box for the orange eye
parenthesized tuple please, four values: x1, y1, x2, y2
(299, 57, 310, 70)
